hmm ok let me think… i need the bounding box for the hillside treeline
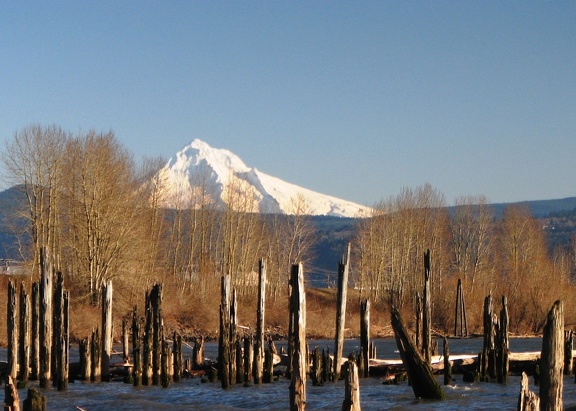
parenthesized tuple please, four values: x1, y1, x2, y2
(2, 125, 576, 337)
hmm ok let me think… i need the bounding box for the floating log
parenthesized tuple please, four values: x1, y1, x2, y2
(334, 243, 350, 380)
(289, 263, 307, 411)
(390, 307, 444, 400)
(518, 371, 539, 411)
(540, 300, 564, 411)
(342, 360, 361, 411)
(254, 258, 266, 384)
(360, 299, 370, 378)
(8, 280, 18, 381)
(19, 283, 30, 383)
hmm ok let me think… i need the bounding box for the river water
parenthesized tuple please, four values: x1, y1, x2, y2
(10, 337, 576, 410)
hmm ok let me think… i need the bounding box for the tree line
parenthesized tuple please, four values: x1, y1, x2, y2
(3, 124, 576, 335)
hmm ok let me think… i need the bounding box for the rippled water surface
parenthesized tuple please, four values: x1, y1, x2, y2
(10, 338, 576, 411)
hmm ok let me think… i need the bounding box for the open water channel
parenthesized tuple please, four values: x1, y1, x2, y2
(6, 337, 576, 410)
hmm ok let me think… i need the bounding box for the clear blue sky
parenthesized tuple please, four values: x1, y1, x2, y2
(1, 1, 575, 205)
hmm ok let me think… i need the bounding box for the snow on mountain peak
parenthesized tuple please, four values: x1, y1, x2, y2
(155, 139, 371, 218)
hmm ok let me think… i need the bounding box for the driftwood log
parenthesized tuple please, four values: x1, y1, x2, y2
(391, 307, 444, 400)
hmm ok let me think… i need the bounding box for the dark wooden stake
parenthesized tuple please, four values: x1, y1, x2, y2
(243, 335, 253, 386)
(443, 336, 452, 385)
(143, 298, 153, 386)
(19, 283, 31, 383)
(100, 280, 113, 382)
(79, 338, 91, 381)
(360, 299, 370, 378)
(342, 360, 361, 411)
(4, 376, 20, 411)
(497, 295, 509, 384)
(22, 387, 47, 411)
(132, 306, 142, 387)
(540, 300, 564, 411)
(39, 248, 53, 389)
(8, 280, 18, 381)
(422, 249, 432, 364)
(564, 330, 573, 375)
(173, 332, 182, 383)
(30, 282, 39, 381)
(334, 243, 351, 380)
(192, 336, 204, 369)
(219, 275, 232, 389)
(90, 328, 101, 382)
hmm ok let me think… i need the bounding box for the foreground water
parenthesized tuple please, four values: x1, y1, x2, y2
(10, 338, 576, 410)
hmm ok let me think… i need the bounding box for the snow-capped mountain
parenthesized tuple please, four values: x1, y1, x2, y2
(154, 139, 371, 217)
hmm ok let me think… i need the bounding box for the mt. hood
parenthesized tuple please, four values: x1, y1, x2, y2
(154, 139, 370, 218)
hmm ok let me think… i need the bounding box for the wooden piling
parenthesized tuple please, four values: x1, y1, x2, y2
(132, 306, 142, 387)
(4, 376, 20, 411)
(254, 258, 266, 384)
(454, 278, 468, 337)
(161, 337, 170, 388)
(360, 299, 370, 378)
(90, 328, 101, 382)
(342, 360, 361, 411)
(219, 275, 232, 389)
(391, 307, 444, 400)
(564, 330, 573, 375)
(497, 295, 510, 384)
(22, 387, 47, 411)
(443, 336, 452, 385)
(540, 300, 564, 411)
(192, 336, 204, 369)
(173, 332, 182, 383)
(19, 283, 31, 384)
(229, 287, 238, 385)
(30, 282, 39, 381)
(334, 243, 351, 380)
(480, 293, 496, 381)
(39, 248, 53, 389)
(151, 284, 163, 385)
(79, 338, 91, 381)
(8, 280, 18, 381)
(122, 318, 130, 364)
(518, 371, 539, 411)
(143, 300, 153, 386)
(243, 335, 253, 386)
(289, 263, 307, 411)
(422, 249, 432, 364)
(100, 280, 113, 382)
(311, 346, 323, 386)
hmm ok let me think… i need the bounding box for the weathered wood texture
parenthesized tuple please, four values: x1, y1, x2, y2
(360, 299, 370, 378)
(422, 249, 432, 364)
(518, 371, 539, 411)
(19, 283, 31, 383)
(454, 278, 468, 337)
(497, 295, 509, 384)
(342, 360, 361, 411)
(8, 280, 18, 381)
(30, 282, 40, 381)
(254, 258, 266, 384)
(192, 336, 204, 369)
(334, 243, 351, 380)
(173, 332, 182, 383)
(39, 248, 53, 389)
(90, 328, 101, 382)
(79, 338, 91, 381)
(219, 275, 232, 389)
(289, 263, 307, 411)
(391, 307, 444, 400)
(564, 330, 573, 375)
(4, 376, 20, 411)
(480, 293, 496, 381)
(540, 300, 564, 411)
(22, 387, 47, 411)
(132, 306, 142, 386)
(143, 299, 153, 386)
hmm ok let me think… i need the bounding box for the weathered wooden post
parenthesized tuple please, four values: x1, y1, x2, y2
(480, 293, 496, 381)
(422, 249, 432, 364)
(243, 335, 253, 386)
(132, 306, 142, 387)
(360, 299, 370, 378)
(173, 332, 182, 383)
(415, 292, 422, 351)
(229, 288, 238, 385)
(8, 280, 18, 381)
(518, 371, 540, 411)
(235, 338, 243, 385)
(311, 346, 323, 386)
(342, 360, 361, 411)
(161, 336, 170, 388)
(53, 272, 68, 391)
(391, 307, 444, 400)
(540, 300, 564, 411)
(90, 328, 101, 382)
(122, 318, 130, 364)
(443, 337, 452, 385)
(143, 299, 153, 385)
(454, 278, 469, 337)
(289, 263, 306, 411)
(219, 275, 232, 389)
(192, 336, 204, 369)
(152, 284, 163, 385)
(263, 348, 273, 384)
(5, 376, 20, 411)
(19, 283, 31, 384)
(30, 282, 39, 381)
(22, 387, 47, 411)
(79, 338, 91, 381)
(334, 243, 351, 380)
(564, 330, 573, 375)
(254, 258, 266, 384)
(497, 295, 509, 384)
(101, 280, 113, 382)
(39, 248, 53, 389)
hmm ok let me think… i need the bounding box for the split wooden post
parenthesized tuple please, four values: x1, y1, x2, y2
(151, 284, 163, 385)
(8, 280, 18, 381)
(497, 295, 510, 384)
(391, 307, 445, 400)
(360, 299, 370, 378)
(334, 243, 351, 380)
(540, 300, 564, 411)
(518, 371, 539, 411)
(289, 263, 307, 411)
(219, 275, 232, 389)
(342, 360, 361, 411)
(19, 283, 31, 384)
(39, 248, 53, 389)
(422, 249, 432, 364)
(480, 293, 496, 381)
(254, 258, 266, 384)
(454, 278, 468, 337)
(4, 376, 20, 411)
(229, 288, 238, 386)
